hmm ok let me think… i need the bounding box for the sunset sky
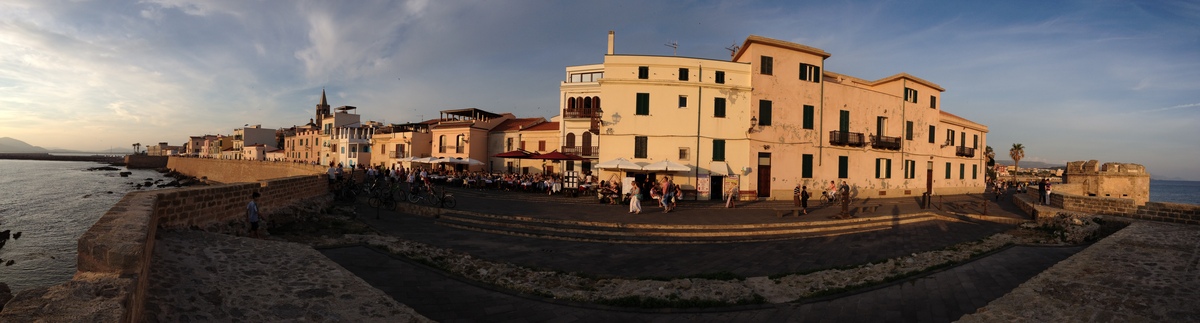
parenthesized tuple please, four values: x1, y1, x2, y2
(1, 0, 1197, 179)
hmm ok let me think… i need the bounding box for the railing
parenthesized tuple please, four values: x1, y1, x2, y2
(829, 131, 865, 147)
(870, 134, 902, 150)
(564, 109, 602, 119)
(561, 146, 599, 158)
(390, 151, 410, 158)
(956, 146, 976, 158)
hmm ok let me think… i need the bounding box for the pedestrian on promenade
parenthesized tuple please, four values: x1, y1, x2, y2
(826, 180, 837, 202)
(660, 177, 674, 213)
(725, 185, 737, 208)
(793, 183, 802, 207)
(1044, 179, 1052, 206)
(1038, 179, 1047, 204)
(247, 191, 263, 239)
(800, 186, 810, 215)
(628, 184, 642, 214)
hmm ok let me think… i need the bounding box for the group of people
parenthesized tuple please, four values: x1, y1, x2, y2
(626, 177, 682, 214)
(991, 178, 1052, 205)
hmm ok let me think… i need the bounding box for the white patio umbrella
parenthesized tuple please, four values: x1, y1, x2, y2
(462, 158, 485, 166)
(595, 157, 643, 171)
(643, 159, 691, 172)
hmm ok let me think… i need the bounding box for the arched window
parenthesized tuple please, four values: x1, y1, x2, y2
(438, 135, 446, 153)
(566, 133, 576, 148)
(582, 132, 593, 156)
(593, 97, 601, 112)
(455, 134, 465, 153)
(567, 97, 575, 110)
(583, 96, 592, 111)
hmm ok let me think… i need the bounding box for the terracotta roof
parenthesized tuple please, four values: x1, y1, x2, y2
(521, 121, 559, 132)
(491, 118, 544, 132)
(732, 35, 831, 61)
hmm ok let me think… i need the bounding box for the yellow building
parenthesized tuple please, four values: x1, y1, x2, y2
(430, 108, 513, 172)
(370, 122, 433, 169)
(487, 117, 546, 173)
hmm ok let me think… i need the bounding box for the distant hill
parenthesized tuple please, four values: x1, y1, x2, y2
(0, 137, 49, 153)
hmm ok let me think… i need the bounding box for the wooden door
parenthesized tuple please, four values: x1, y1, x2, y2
(757, 152, 771, 197)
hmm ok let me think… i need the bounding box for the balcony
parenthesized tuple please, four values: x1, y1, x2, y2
(956, 146, 976, 158)
(564, 109, 602, 119)
(390, 151, 410, 159)
(829, 131, 866, 147)
(870, 134, 902, 150)
(561, 146, 599, 158)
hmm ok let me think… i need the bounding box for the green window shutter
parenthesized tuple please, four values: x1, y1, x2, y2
(759, 100, 772, 125)
(945, 162, 951, 179)
(886, 159, 892, 179)
(906, 121, 913, 140)
(839, 110, 850, 133)
(636, 93, 650, 115)
(839, 156, 849, 179)
(875, 158, 881, 178)
(679, 68, 688, 81)
(814, 66, 821, 82)
(799, 63, 809, 81)
(960, 163, 965, 179)
(714, 98, 726, 117)
(972, 164, 978, 179)
(928, 125, 936, 143)
(712, 139, 725, 161)
(715, 71, 725, 84)
(803, 105, 814, 129)
(638, 66, 648, 79)
(634, 136, 647, 158)
(761, 56, 773, 75)
(802, 154, 813, 178)
(931, 96, 937, 109)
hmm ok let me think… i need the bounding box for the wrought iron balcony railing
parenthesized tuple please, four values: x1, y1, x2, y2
(564, 109, 602, 119)
(870, 134, 902, 150)
(561, 146, 599, 158)
(956, 146, 976, 158)
(829, 131, 866, 147)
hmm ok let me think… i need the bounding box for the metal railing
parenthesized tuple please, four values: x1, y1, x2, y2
(829, 131, 866, 147)
(870, 134, 902, 150)
(956, 146, 976, 158)
(561, 146, 599, 157)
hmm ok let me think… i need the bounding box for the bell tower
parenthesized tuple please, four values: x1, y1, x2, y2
(315, 88, 331, 124)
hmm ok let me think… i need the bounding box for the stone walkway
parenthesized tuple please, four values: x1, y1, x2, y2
(960, 221, 1200, 322)
(321, 244, 1084, 322)
(143, 230, 431, 322)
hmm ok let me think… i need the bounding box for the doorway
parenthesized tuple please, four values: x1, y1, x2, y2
(711, 175, 725, 201)
(757, 152, 771, 197)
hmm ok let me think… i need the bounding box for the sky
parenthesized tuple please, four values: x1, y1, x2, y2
(1, 0, 1197, 180)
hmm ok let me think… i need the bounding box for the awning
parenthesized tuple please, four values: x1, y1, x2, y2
(709, 161, 730, 176)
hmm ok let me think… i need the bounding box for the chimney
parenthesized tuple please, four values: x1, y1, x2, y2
(607, 30, 614, 55)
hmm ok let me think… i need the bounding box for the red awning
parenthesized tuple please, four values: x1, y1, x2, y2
(492, 149, 535, 159)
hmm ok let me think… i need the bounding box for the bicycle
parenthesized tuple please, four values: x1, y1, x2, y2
(332, 177, 358, 203)
(368, 183, 400, 210)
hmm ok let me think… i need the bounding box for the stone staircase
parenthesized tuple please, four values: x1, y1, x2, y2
(434, 211, 946, 244)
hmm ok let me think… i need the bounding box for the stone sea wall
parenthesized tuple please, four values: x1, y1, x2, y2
(166, 156, 325, 183)
(124, 155, 168, 169)
(1021, 187, 1199, 225)
(0, 169, 330, 322)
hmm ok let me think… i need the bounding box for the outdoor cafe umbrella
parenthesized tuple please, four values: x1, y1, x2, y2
(529, 150, 582, 174)
(595, 157, 642, 171)
(493, 149, 535, 172)
(643, 159, 691, 172)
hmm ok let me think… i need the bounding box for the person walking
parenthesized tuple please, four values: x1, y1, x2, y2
(629, 183, 642, 214)
(246, 191, 263, 239)
(800, 186, 810, 215)
(725, 185, 737, 208)
(1038, 179, 1047, 204)
(1044, 179, 1053, 206)
(793, 183, 803, 208)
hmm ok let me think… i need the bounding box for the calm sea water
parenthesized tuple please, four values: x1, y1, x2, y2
(0, 159, 170, 293)
(1150, 179, 1200, 205)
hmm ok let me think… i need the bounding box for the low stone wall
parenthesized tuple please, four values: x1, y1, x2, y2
(1053, 192, 1138, 216)
(1014, 186, 1199, 225)
(166, 156, 324, 183)
(1, 174, 329, 322)
(124, 155, 168, 169)
(1131, 201, 1200, 225)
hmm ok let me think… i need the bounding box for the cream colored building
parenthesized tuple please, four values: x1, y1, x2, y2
(370, 122, 433, 169)
(487, 117, 546, 173)
(232, 125, 276, 160)
(560, 63, 604, 172)
(520, 120, 563, 174)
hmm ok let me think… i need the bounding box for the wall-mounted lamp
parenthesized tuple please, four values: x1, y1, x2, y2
(750, 116, 758, 127)
(611, 113, 622, 124)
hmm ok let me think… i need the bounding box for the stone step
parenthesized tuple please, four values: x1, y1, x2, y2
(434, 211, 944, 244)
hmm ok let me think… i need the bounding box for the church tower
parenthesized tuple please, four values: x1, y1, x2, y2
(315, 89, 331, 124)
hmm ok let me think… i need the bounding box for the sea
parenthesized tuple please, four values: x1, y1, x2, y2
(1149, 179, 1200, 205)
(0, 159, 171, 293)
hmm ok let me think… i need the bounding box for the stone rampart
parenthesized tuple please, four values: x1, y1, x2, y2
(1, 170, 329, 322)
(1130, 201, 1200, 225)
(166, 156, 324, 183)
(124, 155, 168, 169)
(1015, 185, 1199, 225)
(1063, 160, 1150, 205)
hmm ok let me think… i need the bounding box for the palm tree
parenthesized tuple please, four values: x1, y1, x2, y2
(1009, 143, 1025, 175)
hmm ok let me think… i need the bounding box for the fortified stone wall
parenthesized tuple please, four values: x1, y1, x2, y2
(1, 173, 329, 322)
(1063, 160, 1150, 205)
(1130, 202, 1200, 225)
(124, 155, 168, 169)
(166, 157, 325, 183)
(1021, 185, 1198, 225)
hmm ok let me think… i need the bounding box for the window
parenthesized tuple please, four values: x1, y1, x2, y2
(961, 132, 966, 148)
(928, 125, 936, 143)
(838, 156, 849, 179)
(634, 136, 648, 158)
(802, 154, 814, 178)
(679, 68, 689, 81)
(760, 56, 773, 75)
(930, 95, 937, 109)
(973, 134, 979, 149)
(803, 105, 814, 129)
(799, 63, 821, 82)
(713, 139, 726, 161)
(972, 164, 978, 179)
(636, 93, 650, 115)
(438, 135, 446, 153)
(679, 147, 689, 160)
(714, 98, 726, 118)
(715, 71, 725, 84)
(960, 163, 965, 179)
(506, 138, 513, 151)
(876, 116, 887, 136)
(538, 140, 546, 151)
(945, 162, 952, 179)
(678, 95, 687, 108)
(758, 100, 773, 125)
(638, 66, 648, 79)
(876, 158, 892, 179)
(905, 160, 916, 179)
(906, 121, 914, 140)
(947, 129, 956, 146)
(904, 88, 918, 103)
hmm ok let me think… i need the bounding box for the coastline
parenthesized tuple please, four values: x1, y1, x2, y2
(0, 153, 124, 165)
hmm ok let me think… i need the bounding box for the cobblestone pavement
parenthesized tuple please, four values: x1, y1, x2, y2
(321, 244, 1084, 322)
(960, 221, 1200, 322)
(143, 230, 431, 323)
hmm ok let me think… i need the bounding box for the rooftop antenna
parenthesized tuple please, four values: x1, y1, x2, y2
(725, 43, 740, 59)
(665, 41, 678, 56)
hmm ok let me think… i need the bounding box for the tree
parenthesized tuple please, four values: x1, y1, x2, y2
(985, 145, 996, 181)
(1009, 143, 1025, 175)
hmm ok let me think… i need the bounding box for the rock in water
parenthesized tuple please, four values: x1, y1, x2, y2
(4, 260, 12, 266)
(12, 232, 19, 240)
(119, 171, 132, 177)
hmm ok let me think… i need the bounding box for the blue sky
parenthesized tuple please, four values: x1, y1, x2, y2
(1, 0, 1197, 180)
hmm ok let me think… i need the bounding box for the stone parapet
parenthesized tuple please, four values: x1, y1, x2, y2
(124, 155, 168, 169)
(1131, 201, 1200, 225)
(166, 156, 324, 183)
